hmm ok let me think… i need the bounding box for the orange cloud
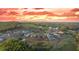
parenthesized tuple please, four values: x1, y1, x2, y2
(0, 8, 79, 22)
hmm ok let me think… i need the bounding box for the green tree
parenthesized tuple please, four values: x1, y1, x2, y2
(75, 32, 79, 50)
(0, 39, 31, 51)
(31, 42, 53, 51)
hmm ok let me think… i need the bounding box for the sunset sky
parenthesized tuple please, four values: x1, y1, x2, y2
(0, 8, 79, 22)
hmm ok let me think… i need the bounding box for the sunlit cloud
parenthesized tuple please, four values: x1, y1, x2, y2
(0, 8, 79, 22)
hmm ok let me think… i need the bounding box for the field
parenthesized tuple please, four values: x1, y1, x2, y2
(0, 22, 79, 51)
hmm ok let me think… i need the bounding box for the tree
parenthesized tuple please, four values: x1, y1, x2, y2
(31, 42, 53, 51)
(0, 39, 31, 51)
(75, 32, 79, 50)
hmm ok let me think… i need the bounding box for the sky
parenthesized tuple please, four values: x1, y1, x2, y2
(0, 0, 79, 8)
(0, 8, 79, 22)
